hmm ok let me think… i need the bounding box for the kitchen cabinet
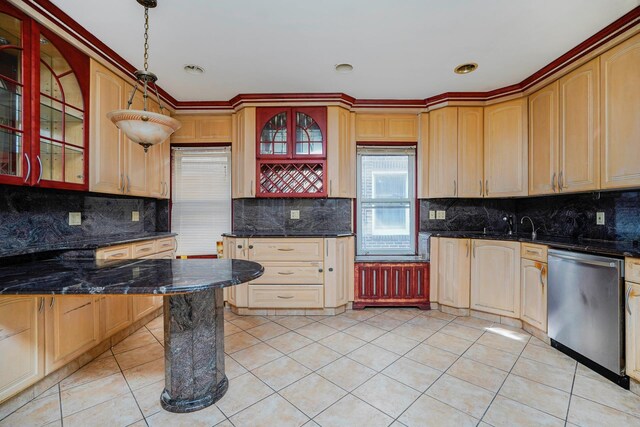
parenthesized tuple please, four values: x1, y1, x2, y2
(520, 243, 548, 332)
(417, 113, 429, 198)
(122, 90, 149, 196)
(355, 114, 418, 142)
(625, 280, 640, 382)
(529, 59, 600, 195)
(457, 107, 484, 198)
(428, 107, 458, 197)
(484, 98, 528, 197)
(0, 297, 44, 403)
(471, 240, 521, 318)
(326, 107, 356, 198)
(429, 236, 439, 304)
(224, 237, 249, 307)
(146, 101, 171, 199)
(231, 108, 256, 198)
(600, 33, 640, 190)
(324, 237, 354, 308)
(100, 296, 132, 339)
(45, 296, 101, 374)
(437, 238, 470, 309)
(171, 115, 232, 143)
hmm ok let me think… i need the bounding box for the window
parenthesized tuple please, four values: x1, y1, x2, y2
(171, 147, 231, 256)
(357, 147, 416, 255)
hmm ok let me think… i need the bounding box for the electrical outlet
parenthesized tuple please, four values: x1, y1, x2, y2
(596, 212, 605, 225)
(436, 210, 446, 220)
(429, 210, 436, 220)
(132, 211, 140, 222)
(290, 210, 300, 220)
(68, 212, 81, 226)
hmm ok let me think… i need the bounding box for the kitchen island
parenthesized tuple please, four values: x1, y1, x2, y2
(0, 258, 264, 413)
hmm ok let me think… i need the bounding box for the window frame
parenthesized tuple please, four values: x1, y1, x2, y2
(356, 146, 417, 256)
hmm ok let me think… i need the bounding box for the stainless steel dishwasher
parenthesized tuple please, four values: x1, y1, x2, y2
(548, 249, 628, 387)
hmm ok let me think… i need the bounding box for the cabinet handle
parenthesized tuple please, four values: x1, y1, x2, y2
(277, 248, 294, 251)
(49, 297, 55, 309)
(237, 245, 243, 249)
(626, 286, 633, 315)
(526, 249, 538, 255)
(328, 267, 333, 272)
(329, 180, 332, 195)
(558, 171, 564, 190)
(38, 297, 44, 313)
(24, 153, 31, 182)
(277, 271, 294, 275)
(319, 268, 323, 273)
(250, 180, 254, 196)
(119, 174, 124, 192)
(466, 241, 469, 258)
(277, 295, 294, 299)
(551, 172, 557, 193)
(485, 180, 489, 196)
(36, 155, 43, 184)
(248, 245, 254, 249)
(480, 180, 483, 197)
(127, 175, 131, 193)
(453, 180, 457, 196)
(472, 241, 476, 258)
(539, 265, 545, 286)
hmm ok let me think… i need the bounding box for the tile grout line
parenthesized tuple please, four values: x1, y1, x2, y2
(110, 343, 150, 426)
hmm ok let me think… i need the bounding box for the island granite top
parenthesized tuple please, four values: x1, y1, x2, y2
(0, 258, 264, 296)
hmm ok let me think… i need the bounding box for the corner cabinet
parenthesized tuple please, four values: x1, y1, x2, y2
(484, 99, 528, 197)
(437, 238, 470, 309)
(471, 240, 521, 318)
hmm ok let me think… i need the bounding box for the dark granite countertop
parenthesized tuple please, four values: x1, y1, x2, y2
(0, 232, 177, 258)
(222, 232, 354, 238)
(0, 258, 264, 295)
(427, 231, 640, 258)
(355, 255, 429, 263)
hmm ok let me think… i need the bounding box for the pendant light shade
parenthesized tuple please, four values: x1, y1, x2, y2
(109, 0, 180, 152)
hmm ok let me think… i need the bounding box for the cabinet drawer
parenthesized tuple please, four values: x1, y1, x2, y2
(132, 241, 156, 258)
(626, 258, 640, 284)
(521, 243, 548, 262)
(155, 237, 176, 253)
(251, 262, 324, 285)
(96, 245, 131, 261)
(249, 238, 323, 261)
(248, 285, 324, 308)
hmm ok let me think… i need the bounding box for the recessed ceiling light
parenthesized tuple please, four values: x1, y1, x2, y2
(454, 63, 478, 74)
(335, 63, 354, 73)
(184, 64, 205, 75)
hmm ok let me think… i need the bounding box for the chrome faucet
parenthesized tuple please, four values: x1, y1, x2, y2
(520, 216, 538, 240)
(503, 215, 514, 235)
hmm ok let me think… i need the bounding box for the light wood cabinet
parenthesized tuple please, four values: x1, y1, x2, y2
(471, 240, 521, 317)
(324, 237, 354, 307)
(100, 296, 132, 339)
(248, 286, 324, 308)
(146, 100, 171, 199)
(600, 33, 640, 190)
(429, 237, 439, 304)
(417, 113, 429, 198)
(327, 107, 356, 198)
(355, 114, 418, 141)
(529, 59, 600, 195)
(171, 115, 232, 143)
(520, 258, 547, 331)
(45, 296, 101, 374)
(231, 108, 257, 198)
(484, 99, 528, 197)
(0, 297, 44, 403)
(428, 108, 458, 197)
(626, 280, 640, 382)
(248, 238, 323, 261)
(437, 238, 470, 308)
(224, 237, 249, 308)
(457, 107, 484, 198)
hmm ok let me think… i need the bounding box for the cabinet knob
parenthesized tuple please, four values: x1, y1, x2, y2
(237, 245, 243, 249)
(328, 267, 334, 272)
(318, 268, 323, 272)
(248, 245, 254, 249)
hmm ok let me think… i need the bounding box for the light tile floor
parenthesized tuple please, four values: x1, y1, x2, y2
(2, 308, 640, 427)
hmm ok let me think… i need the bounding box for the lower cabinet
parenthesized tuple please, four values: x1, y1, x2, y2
(100, 296, 133, 339)
(0, 297, 44, 403)
(325, 236, 354, 307)
(248, 285, 324, 308)
(438, 238, 470, 308)
(626, 281, 640, 381)
(470, 240, 521, 318)
(45, 296, 101, 374)
(520, 258, 547, 331)
(353, 263, 429, 309)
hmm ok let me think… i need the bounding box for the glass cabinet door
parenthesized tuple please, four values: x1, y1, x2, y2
(295, 111, 324, 156)
(258, 109, 288, 157)
(0, 12, 24, 183)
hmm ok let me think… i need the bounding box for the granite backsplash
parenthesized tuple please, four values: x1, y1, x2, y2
(420, 190, 640, 242)
(0, 185, 169, 252)
(233, 198, 352, 235)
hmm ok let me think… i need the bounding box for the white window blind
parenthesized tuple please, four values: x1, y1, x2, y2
(171, 147, 231, 256)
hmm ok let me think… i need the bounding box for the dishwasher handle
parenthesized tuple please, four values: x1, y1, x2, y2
(549, 252, 620, 269)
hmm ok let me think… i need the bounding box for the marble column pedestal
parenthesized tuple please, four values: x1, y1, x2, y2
(160, 288, 227, 413)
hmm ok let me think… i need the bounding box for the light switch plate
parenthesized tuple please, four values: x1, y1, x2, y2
(436, 210, 446, 220)
(596, 212, 605, 225)
(429, 210, 436, 220)
(290, 210, 300, 220)
(132, 211, 140, 222)
(68, 212, 81, 226)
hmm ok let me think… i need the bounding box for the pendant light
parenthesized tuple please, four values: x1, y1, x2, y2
(107, 0, 180, 152)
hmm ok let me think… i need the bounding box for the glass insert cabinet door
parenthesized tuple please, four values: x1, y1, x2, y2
(0, 2, 89, 190)
(256, 107, 327, 159)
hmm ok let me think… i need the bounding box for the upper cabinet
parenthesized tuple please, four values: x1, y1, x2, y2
(457, 107, 484, 198)
(0, 4, 89, 191)
(417, 113, 429, 198)
(232, 107, 256, 198)
(326, 106, 355, 198)
(355, 114, 418, 142)
(600, 33, 640, 190)
(484, 98, 528, 197)
(255, 107, 327, 197)
(170, 115, 232, 143)
(529, 59, 600, 195)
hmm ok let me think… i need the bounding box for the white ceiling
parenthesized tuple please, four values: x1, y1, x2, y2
(51, 0, 638, 101)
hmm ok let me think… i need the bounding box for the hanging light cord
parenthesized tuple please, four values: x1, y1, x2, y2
(143, 6, 149, 72)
